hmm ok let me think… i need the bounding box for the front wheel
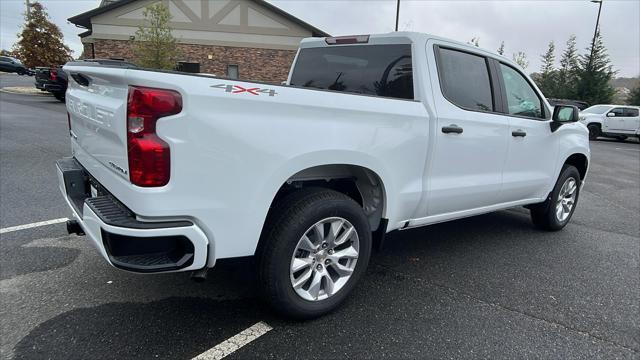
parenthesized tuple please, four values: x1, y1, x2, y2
(587, 124, 601, 140)
(530, 165, 581, 231)
(257, 188, 372, 319)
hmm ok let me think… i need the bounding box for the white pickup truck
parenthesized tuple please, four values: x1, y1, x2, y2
(579, 104, 640, 140)
(58, 32, 590, 318)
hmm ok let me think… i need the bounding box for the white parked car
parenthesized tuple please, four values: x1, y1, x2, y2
(579, 104, 640, 140)
(58, 32, 590, 318)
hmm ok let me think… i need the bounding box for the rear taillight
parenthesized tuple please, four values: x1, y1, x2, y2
(50, 69, 57, 81)
(126, 86, 182, 187)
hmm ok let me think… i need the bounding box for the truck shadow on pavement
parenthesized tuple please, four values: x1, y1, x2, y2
(13, 297, 269, 360)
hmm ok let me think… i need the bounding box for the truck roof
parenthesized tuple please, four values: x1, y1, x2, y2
(300, 31, 520, 69)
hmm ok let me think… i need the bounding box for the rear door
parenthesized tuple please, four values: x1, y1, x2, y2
(496, 62, 558, 202)
(622, 107, 640, 132)
(423, 44, 510, 216)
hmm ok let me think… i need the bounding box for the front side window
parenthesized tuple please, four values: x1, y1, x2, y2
(611, 108, 625, 116)
(500, 64, 543, 119)
(438, 48, 493, 112)
(289, 44, 413, 100)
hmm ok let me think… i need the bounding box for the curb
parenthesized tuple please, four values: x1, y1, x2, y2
(0, 88, 52, 96)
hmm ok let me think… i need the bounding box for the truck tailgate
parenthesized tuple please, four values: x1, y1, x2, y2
(65, 66, 130, 181)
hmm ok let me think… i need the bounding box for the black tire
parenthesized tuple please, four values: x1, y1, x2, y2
(16, 69, 24, 75)
(257, 188, 372, 319)
(587, 124, 601, 140)
(53, 92, 65, 103)
(530, 165, 581, 231)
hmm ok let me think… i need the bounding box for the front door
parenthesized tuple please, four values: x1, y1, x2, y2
(497, 63, 558, 202)
(603, 107, 628, 133)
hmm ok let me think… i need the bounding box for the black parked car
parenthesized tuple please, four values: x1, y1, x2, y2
(547, 98, 590, 111)
(35, 59, 137, 103)
(35, 66, 67, 102)
(0, 56, 28, 75)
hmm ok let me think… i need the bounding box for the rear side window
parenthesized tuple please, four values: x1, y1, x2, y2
(624, 108, 639, 117)
(437, 48, 493, 112)
(289, 44, 413, 100)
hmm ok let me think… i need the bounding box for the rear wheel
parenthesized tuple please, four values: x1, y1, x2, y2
(257, 188, 371, 319)
(587, 124, 601, 140)
(530, 165, 581, 231)
(53, 92, 65, 103)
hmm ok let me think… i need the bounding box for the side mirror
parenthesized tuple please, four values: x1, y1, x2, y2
(550, 105, 579, 132)
(606, 112, 615, 117)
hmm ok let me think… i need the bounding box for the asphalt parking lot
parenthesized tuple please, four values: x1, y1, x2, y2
(1, 72, 639, 359)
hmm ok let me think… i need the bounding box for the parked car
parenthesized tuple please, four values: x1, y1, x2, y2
(547, 98, 589, 111)
(35, 67, 67, 102)
(58, 32, 590, 318)
(35, 59, 137, 102)
(0, 56, 28, 75)
(579, 104, 640, 140)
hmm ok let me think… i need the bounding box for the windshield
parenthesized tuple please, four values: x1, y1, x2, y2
(582, 105, 612, 114)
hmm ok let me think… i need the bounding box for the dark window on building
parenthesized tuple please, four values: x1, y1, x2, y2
(289, 44, 413, 100)
(499, 63, 544, 119)
(227, 64, 239, 79)
(624, 108, 639, 117)
(437, 48, 493, 112)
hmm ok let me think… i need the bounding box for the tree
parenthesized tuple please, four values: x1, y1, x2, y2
(1, 49, 11, 56)
(536, 41, 557, 97)
(132, 3, 180, 70)
(628, 86, 640, 106)
(512, 51, 529, 69)
(497, 41, 505, 55)
(575, 31, 615, 105)
(556, 35, 580, 99)
(11, 2, 72, 68)
(469, 37, 480, 47)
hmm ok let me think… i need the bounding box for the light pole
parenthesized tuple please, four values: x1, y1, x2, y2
(588, 0, 603, 69)
(395, 0, 400, 31)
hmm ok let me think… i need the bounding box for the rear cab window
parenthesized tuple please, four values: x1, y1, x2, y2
(289, 44, 414, 100)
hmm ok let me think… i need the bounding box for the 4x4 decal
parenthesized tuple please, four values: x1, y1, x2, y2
(211, 84, 278, 97)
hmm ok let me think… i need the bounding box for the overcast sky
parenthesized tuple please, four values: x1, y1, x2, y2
(1, 0, 638, 77)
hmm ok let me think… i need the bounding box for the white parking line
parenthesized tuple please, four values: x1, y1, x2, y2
(192, 322, 273, 360)
(615, 147, 640, 152)
(0, 218, 68, 234)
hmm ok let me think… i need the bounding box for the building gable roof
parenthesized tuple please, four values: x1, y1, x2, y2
(68, 0, 330, 37)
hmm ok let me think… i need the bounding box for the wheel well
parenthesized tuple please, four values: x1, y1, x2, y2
(564, 153, 588, 180)
(269, 165, 386, 231)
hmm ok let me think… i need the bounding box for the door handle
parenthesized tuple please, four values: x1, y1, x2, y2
(442, 124, 463, 134)
(512, 129, 527, 137)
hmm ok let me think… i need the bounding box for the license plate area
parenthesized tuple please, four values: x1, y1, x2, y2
(57, 158, 107, 216)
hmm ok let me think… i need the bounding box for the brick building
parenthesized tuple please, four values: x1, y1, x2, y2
(68, 0, 329, 83)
